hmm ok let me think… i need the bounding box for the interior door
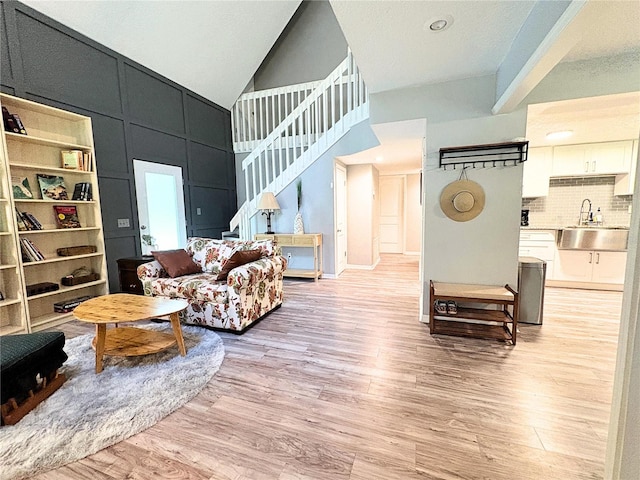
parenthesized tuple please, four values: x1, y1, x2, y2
(379, 175, 404, 253)
(133, 160, 187, 254)
(335, 164, 347, 275)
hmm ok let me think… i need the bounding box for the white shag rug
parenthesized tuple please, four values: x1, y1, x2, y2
(0, 323, 225, 480)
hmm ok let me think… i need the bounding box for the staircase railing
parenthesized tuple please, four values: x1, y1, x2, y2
(230, 49, 368, 238)
(232, 80, 322, 153)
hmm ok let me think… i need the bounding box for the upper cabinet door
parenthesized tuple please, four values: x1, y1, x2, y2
(551, 141, 634, 177)
(522, 147, 552, 197)
(614, 140, 638, 196)
(588, 141, 633, 175)
(551, 145, 589, 176)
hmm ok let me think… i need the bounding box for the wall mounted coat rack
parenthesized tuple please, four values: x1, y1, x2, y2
(439, 141, 529, 170)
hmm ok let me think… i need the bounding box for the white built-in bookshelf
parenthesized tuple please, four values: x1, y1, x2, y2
(0, 93, 108, 334)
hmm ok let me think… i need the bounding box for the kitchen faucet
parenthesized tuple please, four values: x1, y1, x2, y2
(578, 198, 592, 226)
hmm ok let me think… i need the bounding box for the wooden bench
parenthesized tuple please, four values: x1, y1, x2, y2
(429, 280, 518, 345)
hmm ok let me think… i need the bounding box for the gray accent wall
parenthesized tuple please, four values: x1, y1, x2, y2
(0, 2, 236, 292)
(253, 0, 348, 90)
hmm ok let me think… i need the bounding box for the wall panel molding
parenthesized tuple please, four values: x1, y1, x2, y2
(1, 1, 236, 292)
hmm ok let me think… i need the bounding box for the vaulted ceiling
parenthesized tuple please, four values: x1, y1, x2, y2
(21, 0, 640, 111)
(19, 0, 640, 171)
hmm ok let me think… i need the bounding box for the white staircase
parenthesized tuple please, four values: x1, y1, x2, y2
(230, 49, 369, 239)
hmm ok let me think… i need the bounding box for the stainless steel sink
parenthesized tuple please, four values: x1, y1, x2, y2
(558, 228, 629, 251)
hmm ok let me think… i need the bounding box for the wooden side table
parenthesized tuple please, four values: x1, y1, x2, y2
(254, 233, 322, 281)
(117, 256, 154, 295)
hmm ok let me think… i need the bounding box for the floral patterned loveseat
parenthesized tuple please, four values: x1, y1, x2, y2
(137, 237, 287, 332)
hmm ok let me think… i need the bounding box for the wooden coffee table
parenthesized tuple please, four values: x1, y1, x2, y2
(73, 293, 189, 373)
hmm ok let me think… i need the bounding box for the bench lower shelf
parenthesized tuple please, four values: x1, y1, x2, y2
(431, 318, 513, 342)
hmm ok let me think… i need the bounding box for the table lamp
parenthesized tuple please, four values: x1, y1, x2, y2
(257, 192, 280, 234)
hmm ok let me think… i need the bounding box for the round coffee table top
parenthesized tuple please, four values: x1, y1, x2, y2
(73, 293, 189, 324)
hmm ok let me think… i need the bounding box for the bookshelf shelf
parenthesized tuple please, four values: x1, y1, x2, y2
(9, 162, 93, 175)
(29, 312, 74, 331)
(14, 199, 96, 204)
(1, 93, 108, 335)
(18, 227, 101, 235)
(22, 252, 102, 266)
(5, 132, 92, 151)
(26, 279, 106, 300)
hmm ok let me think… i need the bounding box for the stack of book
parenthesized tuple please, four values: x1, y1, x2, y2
(61, 150, 92, 171)
(72, 182, 93, 201)
(20, 238, 45, 262)
(53, 295, 92, 313)
(2, 106, 27, 134)
(15, 207, 43, 231)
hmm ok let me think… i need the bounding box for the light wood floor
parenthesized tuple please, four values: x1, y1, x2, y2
(37, 254, 621, 480)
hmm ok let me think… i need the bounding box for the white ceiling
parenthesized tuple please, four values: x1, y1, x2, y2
(18, 0, 640, 173)
(20, 0, 301, 110)
(330, 0, 537, 94)
(526, 92, 640, 148)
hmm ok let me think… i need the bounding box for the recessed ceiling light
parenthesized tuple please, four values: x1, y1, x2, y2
(546, 130, 573, 140)
(425, 15, 453, 33)
(375, 156, 384, 162)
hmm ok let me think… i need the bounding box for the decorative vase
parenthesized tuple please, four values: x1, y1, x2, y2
(294, 210, 305, 234)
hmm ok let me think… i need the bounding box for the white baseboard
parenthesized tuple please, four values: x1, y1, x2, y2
(321, 273, 337, 279)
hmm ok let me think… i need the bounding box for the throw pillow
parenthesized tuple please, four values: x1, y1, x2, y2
(152, 249, 201, 278)
(214, 249, 262, 281)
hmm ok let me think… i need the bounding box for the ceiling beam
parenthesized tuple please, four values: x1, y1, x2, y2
(492, 0, 588, 115)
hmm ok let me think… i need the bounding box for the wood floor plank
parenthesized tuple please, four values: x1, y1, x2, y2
(34, 254, 620, 479)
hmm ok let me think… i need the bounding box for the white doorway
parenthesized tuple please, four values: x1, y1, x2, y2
(133, 160, 187, 254)
(379, 175, 404, 253)
(335, 163, 347, 275)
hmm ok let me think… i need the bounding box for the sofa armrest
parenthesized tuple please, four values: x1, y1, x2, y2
(227, 256, 287, 290)
(137, 260, 167, 281)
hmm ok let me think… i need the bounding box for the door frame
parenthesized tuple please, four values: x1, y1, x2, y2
(334, 162, 347, 276)
(133, 159, 187, 253)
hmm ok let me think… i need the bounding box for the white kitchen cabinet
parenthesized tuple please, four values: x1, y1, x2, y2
(551, 141, 633, 177)
(592, 251, 627, 284)
(522, 147, 552, 197)
(519, 230, 557, 280)
(614, 140, 638, 196)
(554, 249, 627, 285)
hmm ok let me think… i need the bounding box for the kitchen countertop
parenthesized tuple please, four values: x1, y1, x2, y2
(521, 225, 630, 230)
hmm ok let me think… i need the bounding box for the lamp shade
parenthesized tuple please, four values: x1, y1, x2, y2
(257, 192, 280, 210)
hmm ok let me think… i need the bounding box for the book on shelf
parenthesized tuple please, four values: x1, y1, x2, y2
(15, 207, 43, 231)
(23, 212, 43, 230)
(72, 182, 93, 201)
(53, 205, 81, 228)
(15, 207, 28, 231)
(53, 295, 92, 313)
(37, 174, 69, 201)
(11, 176, 34, 199)
(61, 150, 82, 169)
(61, 149, 91, 171)
(12, 114, 27, 135)
(19, 238, 45, 262)
(2, 106, 26, 134)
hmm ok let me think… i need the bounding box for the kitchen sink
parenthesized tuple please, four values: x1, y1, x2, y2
(558, 228, 629, 251)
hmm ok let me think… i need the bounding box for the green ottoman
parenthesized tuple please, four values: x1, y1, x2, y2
(1, 331, 67, 425)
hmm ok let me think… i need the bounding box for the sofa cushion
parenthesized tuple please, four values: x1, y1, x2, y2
(215, 249, 262, 281)
(236, 239, 278, 257)
(152, 249, 201, 278)
(151, 273, 229, 304)
(186, 237, 240, 275)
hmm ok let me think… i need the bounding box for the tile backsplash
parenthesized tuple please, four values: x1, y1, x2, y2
(522, 176, 633, 227)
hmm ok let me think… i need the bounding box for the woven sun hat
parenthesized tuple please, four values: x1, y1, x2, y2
(440, 176, 485, 222)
